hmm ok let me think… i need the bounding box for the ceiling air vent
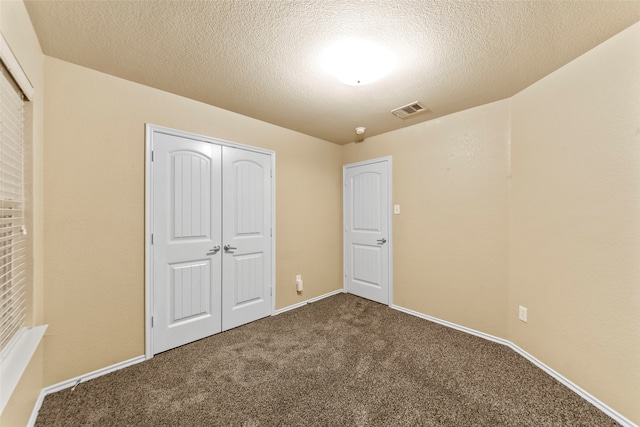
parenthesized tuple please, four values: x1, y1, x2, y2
(391, 101, 429, 119)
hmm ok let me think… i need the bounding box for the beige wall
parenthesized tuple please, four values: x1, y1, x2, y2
(42, 57, 343, 386)
(343, 100, 511, 338)
(343, 22, 640, 424)
(0, 0, 46, 426)
(509, 22, 640, 422)
(0, 346, 44, 426)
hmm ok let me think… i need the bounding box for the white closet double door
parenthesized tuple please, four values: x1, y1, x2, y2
(151, 131, 272, 354)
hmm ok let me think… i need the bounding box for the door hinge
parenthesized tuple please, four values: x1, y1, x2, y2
(270, 228, 272, 237)
(151, 233, 154, 244)
(344, 270, 347, 277)
(151, 151, 154, 162)
(151, 316, 154, 327)
(270, 169, 273, 178)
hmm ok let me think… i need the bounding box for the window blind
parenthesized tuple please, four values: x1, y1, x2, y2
(0, 66, 26, 356)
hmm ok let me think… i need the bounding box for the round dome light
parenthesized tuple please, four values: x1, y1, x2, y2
(321, 40, 396, 86)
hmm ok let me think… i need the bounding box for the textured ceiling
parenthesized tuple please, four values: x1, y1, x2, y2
(24, 0, 640, 145)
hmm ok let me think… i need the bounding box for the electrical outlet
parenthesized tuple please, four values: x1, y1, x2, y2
(296, 274, 303, 292)
(518, 306, 528, 323)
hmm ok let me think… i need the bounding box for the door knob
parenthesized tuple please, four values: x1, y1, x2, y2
(377, 238, 387, 244)
(224, 244, 237, 251)
(206, 245, 220, 255)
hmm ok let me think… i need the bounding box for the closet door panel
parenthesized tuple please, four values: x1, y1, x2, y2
(221, 146, 272, 330)
(152, 133, 222, 354)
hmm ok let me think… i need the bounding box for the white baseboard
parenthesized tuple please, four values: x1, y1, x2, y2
(392, 304, 637, 427)
(28, 355, 145, 427)
(274, 289, 344, 315)
(392, 305, 510, 346)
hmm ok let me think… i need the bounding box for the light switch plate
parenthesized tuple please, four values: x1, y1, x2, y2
(519, 306, 528, 323)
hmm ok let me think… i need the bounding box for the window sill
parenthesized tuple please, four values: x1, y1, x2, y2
(0, 325, 47, 414)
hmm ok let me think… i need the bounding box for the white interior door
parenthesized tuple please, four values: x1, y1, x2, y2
(222, 146, 272, 330)
(344, 158, 391, 305)
(152, 132, 222, 354)
(150, 128, 273, 354)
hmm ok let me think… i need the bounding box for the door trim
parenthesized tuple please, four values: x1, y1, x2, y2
(144, 124, 276, 359)
(342, 156, 393, 306)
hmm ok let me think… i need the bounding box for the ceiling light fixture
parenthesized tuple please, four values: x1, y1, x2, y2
(322, 40, 395, 86)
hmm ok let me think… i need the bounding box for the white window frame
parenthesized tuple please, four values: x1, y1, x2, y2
(0, 32, 45, 415)
(0, 57, 27, 358)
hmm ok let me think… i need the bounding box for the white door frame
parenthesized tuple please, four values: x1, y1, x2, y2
(144, 124, 276, 359)
(343, 156, 393, 306)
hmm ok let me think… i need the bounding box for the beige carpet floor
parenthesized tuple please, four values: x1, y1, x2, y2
(36, 293, 619, 426)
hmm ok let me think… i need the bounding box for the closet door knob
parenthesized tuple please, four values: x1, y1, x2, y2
(206, 245, 220, 255)
(224, 244, 237, 251)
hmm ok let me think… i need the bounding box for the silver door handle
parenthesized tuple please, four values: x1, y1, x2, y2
(377, 238, 387, 244)
(224, 244, 237, 251)
(206, 245, 220, 255)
